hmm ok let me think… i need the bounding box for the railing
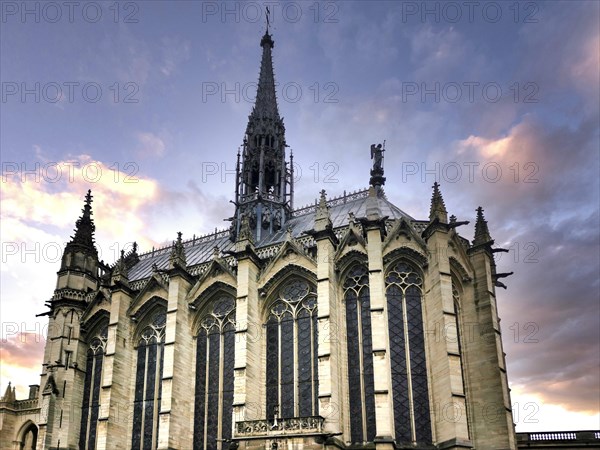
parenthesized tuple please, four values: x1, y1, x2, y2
(516, 430, 600, 443)
(235, 416, 325, 438)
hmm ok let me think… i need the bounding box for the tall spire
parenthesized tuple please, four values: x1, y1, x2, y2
(429, 182, 448, 223)
(252, 28, 279, 121)
(67, 189, 97, 256)
(232, 29, 291, 242)
(473, 206, 493, 246)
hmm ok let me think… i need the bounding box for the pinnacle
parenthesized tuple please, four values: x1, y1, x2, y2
(67, 190, 97, 256)
(429, 182, 448, 223)
(473, 206, 493, 246)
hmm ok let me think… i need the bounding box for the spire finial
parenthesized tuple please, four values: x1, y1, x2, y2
(266, 5, 271, 34)
(473, 206, 493, 246)
(429, 182, 448, 223)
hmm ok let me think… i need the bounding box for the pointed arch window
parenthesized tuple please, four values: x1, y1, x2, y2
(385, 261, 431, 445)
(266, 279, 318, 419)
(343, 264, 376, 443)
(79, 324, 107, 450)
(132, 312, 166, 450)
(194, 296, 236, 450)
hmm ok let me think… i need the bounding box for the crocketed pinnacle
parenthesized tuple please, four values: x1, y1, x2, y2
(473, 206, 493, 246)
(429, 182, 448, 223)
(67, 189, 97, 256)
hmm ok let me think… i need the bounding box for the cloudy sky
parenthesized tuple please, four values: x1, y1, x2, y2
(1, 0, 598, 433)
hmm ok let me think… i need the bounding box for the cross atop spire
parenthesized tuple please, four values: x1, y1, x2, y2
(265, 5, 271, 34)
(67, 189, 97, 256)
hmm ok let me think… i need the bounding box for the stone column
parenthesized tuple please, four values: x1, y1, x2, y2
(158, 268, 193, 449)
(232, 231, 262, 430)
(96, 284, 133, 450)
(423, 228, 470, 447)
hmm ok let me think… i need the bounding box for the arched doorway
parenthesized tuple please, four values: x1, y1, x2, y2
(16, 421, 38, 450)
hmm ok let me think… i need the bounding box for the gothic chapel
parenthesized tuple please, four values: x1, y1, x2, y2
(0, 29, 517, 450)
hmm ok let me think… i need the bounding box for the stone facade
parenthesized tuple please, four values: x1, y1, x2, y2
(1, 30, 525, 450)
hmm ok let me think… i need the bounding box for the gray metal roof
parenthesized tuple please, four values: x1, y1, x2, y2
(127, 188, 419, 283)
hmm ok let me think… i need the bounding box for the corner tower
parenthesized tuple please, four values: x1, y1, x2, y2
(232, 30, 292, 241)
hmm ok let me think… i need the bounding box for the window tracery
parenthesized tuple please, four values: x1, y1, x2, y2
(385, 261, 431, 445)
(79, 324, 108, 450)
(343, 264, 376, 443)
(132, 312, 166, 450)
(194, 296, 236, 450)
(266, 279, 318, 420)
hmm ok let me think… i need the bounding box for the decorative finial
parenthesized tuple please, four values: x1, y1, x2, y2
(132, 242, 138, 253)
(429, 182, 448, 223)
(213, 246, 220, 259)
(169, 231, 187, 269)
(85, 189, 92, 206)
(111, 248, 129, 285)
(314, 190, 332, 231)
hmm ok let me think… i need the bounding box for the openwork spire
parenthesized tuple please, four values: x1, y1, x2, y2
(473, 207, 493, 246)
(429, 182, 448, 223)
(232, 29, 291, 242)
(67, 189, 97, 256)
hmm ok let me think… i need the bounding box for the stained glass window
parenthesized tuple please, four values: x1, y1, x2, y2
(385, 262, 431, 445)
(132, 312, 166, 450)
(266, 279, 318, 420)
(343, 264, 376, 443)
(194, 296, 236, 450)
(79, 324, 108, 450)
